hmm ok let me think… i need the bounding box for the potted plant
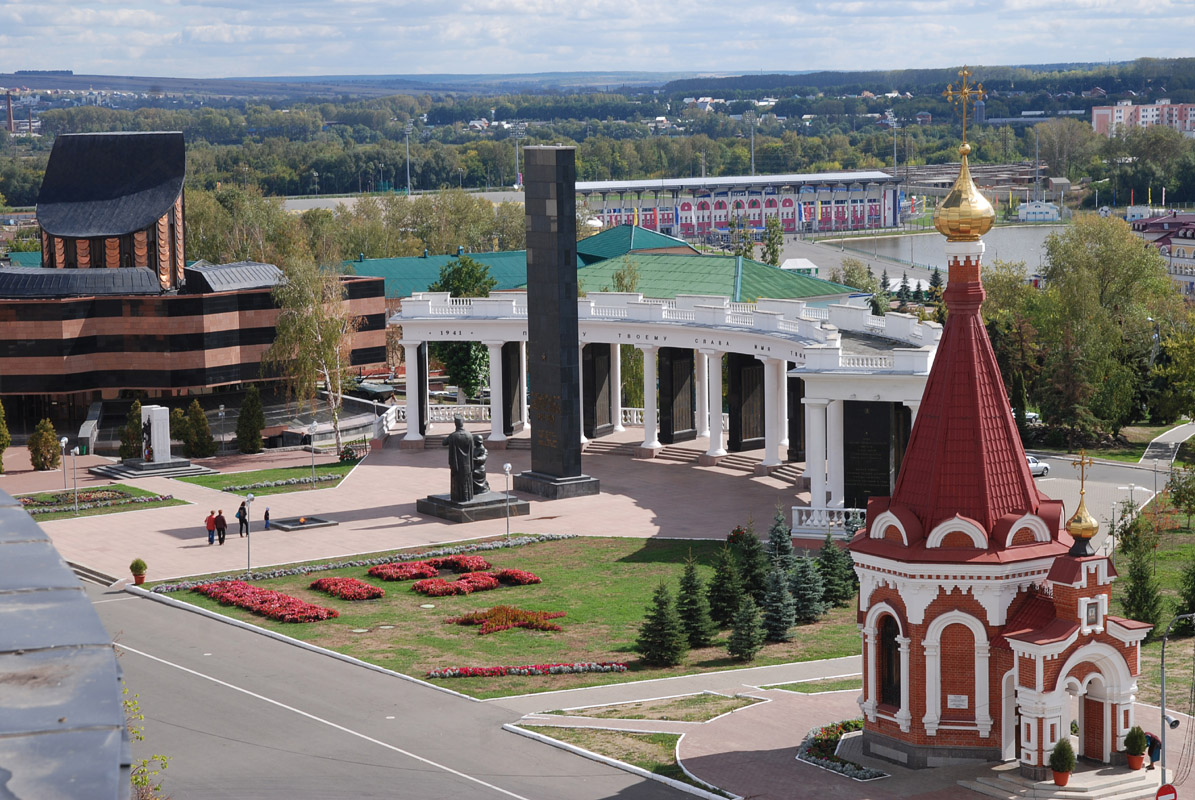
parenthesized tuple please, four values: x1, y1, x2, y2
(1124, 725, 1147, 770)
(1050, 737, 1076, 786)
(129, 558, 147, 586)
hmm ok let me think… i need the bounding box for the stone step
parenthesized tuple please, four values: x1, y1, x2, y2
(983, 770, 1156, 793)
(87, 463, 218, 480)
(68, 561, 118, 587)
(965, 767, 1159, 800)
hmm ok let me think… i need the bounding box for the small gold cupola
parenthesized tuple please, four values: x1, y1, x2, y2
(1066, 452, 1099, 555)
(932, 68, 995, 243)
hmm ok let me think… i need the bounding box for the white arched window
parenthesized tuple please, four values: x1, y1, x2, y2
(922, 610, 992, 737)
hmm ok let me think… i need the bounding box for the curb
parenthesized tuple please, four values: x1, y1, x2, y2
(123, 584, 476, 702)
(504, 723, 739, 800)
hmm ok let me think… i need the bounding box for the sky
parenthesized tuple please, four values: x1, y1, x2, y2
(0, 0, 1191, 80)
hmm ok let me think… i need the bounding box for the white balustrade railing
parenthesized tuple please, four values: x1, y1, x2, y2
(622, 407, 644, 426)
(791, 506, 867, 539)
(804, 307, 830, 319)
(841, 354, 894, 369)
(428, 404, 491, 422)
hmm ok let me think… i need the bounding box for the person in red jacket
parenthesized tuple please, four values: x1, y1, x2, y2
(205, 510, 216, 545)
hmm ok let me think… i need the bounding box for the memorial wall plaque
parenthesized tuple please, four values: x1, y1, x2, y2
(582, 343, 613, 438)
(843, 400, 894, 508)
(728, 353, 765, 451)
(659, 347, 696, 444)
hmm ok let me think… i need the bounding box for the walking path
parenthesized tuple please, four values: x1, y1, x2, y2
(1140, 421, 1195, 465)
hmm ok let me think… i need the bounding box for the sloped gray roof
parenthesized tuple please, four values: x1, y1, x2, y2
(37, 131, 185, 238)
(0, 266, 161, 298)
(183, 261, 283, 294)
(0, 489, 130, 799)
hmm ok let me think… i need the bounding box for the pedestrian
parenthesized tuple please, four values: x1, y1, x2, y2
(236, 501, 249, 536)
(264, 507, 270, 530)
(215, 509, 227, 546)
(1146, 731, 1162, 770)
(205, 510, 216, 545)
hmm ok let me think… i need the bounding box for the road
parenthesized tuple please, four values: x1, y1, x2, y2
(91, 583, 687, 799)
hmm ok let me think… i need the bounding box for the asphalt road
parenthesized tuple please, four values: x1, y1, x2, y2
(90, 584, 687, 800)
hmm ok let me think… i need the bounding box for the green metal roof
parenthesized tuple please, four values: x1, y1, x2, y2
(8, 251, 41, 267)
(572, 253, 856, 303)
(345, 250, 529, 299)
(576, 224, 698, 265)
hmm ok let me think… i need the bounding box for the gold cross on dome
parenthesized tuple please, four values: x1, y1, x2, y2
(1072, 449, 1094, 495)
(943, 66, 985, 145)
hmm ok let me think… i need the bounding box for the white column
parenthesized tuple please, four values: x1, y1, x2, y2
(758, 356, 780, 467)
(905, 399, 920, 428)
(402, 341, 423, 442)
(520, 340, 529, 429)
(776, 359, 789, 450)
(611, 343, 625, 432)
(579, 344, 587, 444)
(639, 344, 661, 450)
(828, 399, 845, 507)
(862, 626, 878, 722)
(804, 398, 827, 508)
(897, 635, 912, 733)
(486, 342, 505, 443)
(703, 350, 725, 458)
(695, 350, 709, 439)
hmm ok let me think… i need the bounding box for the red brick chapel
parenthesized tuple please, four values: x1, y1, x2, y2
(847, 75, 1151, 779)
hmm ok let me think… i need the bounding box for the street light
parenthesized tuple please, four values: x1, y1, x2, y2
(70, 446, 79, 514)
(503, 463, 512, 540)
(404, 122, 413, 196)
(245, 492, 255, 575)
(1159, 612, 1195, 785)
(458, 168, 464, 189)
(218, 404, 225, 453)
(59, 437, 68, 489)
(308, 422, 318, 482)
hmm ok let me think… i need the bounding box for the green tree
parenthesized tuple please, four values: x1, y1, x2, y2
(636, 582, 688, 666)
(761, 567, 797, 642)
(428, 255, 497, 402)
(1176, 555, 1195, 636)
(731, 524, 770, 604)
(726, 597, 765, 661)
(170, 407, 191, 456)
(1120, 524, 1163, 637)
(237, 385, 266, 454)
(1167, 468, 1195, 528)
(611, 256, 645, 408)
(929, 266, 943, 294)
(818, 532, 856, 607)
(0, 399, 9, 474)
(761, 216, 783, 267)
(765, 504, 796, 573)
(897, 271, 911, 303)
(262, 260, 360, 454)
(707, 545, 745, 627)
(120, 400, 143, 461)
(186, 399, 217, 458)
(27, 418, 60, 471)
(676, 555, 717, 648)
(789, 556, 828, 622)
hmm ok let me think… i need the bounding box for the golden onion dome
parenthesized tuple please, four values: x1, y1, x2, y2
(932, 143, 995, 242)
(1065, 495, 1099, 540)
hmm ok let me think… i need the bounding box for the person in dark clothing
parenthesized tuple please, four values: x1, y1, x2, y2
(236, 501, 249, 536)
(1146, 731, 1162, 770)
(215, 509, 228, 545)
(264, 507, 270, 530)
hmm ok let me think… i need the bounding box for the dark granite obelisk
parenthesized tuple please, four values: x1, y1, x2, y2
(513, 146, 600, 499)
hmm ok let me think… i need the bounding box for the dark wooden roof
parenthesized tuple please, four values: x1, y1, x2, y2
(0, 266, 161, 298)
(183, 261, 283, 294)
(37, 131, 185, 238)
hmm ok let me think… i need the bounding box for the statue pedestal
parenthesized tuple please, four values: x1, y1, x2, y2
(416, 491, 530, 524)
(513, 471, 600, 500)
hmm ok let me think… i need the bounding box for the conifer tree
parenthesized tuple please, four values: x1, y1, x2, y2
(27, 418, 60, 471)
(790, 555, 829, 622)
(732, 523, 770, 604)
(1176, 554, 1195, 636)
(727, 597, 765, 661)
(0, 399, 10, 474)
(930, 266, 943, 292)
(187, 399, 217, 457)
(237, 385, 266, 454)
(818, 532, 856, 607)
(119, 400, 143, 461)
(707, 545, 745, 627)
(766, 504, 796, 573)
(677, 555, 717, 648)
(636, 582, 688, 666)
(898, 271, 911, 303)
(1121, 536, 1163, 636)
(170, 407, 192, 455)
(880, 268, 890, 295)
(762, 567, 797, 642)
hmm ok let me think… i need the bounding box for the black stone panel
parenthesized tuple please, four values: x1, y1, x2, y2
(658, 347, 696, 444)
(787, 372, 804, 462)
(727, 352, 765, 452)
(843, 400, 896, 509)
(582, 343, 613, 439)
(415, 342, 429, 437)
(501, 341, 524, 436)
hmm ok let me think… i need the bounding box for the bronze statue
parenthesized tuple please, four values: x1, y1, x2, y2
(472, 434, 490, 496)
(442, 416, 475, 502)
(142, 416, 153, 461)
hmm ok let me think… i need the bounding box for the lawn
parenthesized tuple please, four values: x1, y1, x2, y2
(766, 676, 862, 694)
(18, 483, 187, 521)
(169, 536, 862, 699)
(546, 692, 759, 722)
(175, 461, 360, 497)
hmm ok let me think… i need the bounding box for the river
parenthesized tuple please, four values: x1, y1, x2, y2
(826, 224, 1066, 274)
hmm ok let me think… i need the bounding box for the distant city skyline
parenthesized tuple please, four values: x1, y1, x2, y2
(0, 0, 1190, 82)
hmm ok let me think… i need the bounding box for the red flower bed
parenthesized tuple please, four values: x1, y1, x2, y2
(426, 555, 492, 573)
(309, 577, 385, 601)
(445, 605, 565, 635)
(368, 561, 438, 581)
(427, 662, 627, 679)
(806, 720, 865, 763)
(413, 571, 500, 597)
(494, 568, 542, 586)
(193, 581, 337, 623)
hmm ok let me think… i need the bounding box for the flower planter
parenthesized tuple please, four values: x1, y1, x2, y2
(1052, 770, 1070, 787)
(133, 574, 145, 586)
(1126, 754, 1145, 770)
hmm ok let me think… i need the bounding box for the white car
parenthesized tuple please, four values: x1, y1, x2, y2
(1027, 456, 1049, 477)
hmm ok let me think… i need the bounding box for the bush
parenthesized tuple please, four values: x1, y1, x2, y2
(0, 398, 10, 474)
(236, 385, 265, 454)
(636, 582, 688, 666)
(27, 418, 61, 471)
(1049, 738, 1075, 773)
(129, 558, 147, 576)
(119, 400, 143, 461)
(727, 597, 765, 661)
(1124, 726, 1147, 756)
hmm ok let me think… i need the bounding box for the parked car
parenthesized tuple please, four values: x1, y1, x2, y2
(1027, 456, 1049, 477)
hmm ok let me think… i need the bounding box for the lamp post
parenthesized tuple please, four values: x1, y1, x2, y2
(1159, 612, 1194, 785)
(218, 404, 225, 453)
(458, 168, 464, 189)
(404, 122, 413, 196)
(245, 492, 254, 575)
(308, 422, 317, 482)
(503, 463, 512, 540)
(60, 437, 68, 489)
(743, 109, 756, 176)
(70, 446, 78, 514)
